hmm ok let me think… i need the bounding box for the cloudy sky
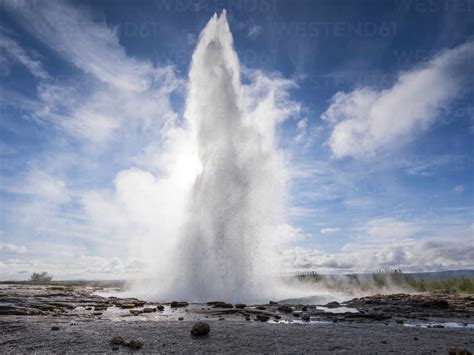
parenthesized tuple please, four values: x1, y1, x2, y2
(0, 0, 473, 279)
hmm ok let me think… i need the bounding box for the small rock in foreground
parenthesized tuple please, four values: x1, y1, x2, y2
(256, 314, 270, 322)
(126, 339, 144, 349)
(191, 322, 210, 336)
(111, 336, 124, 345)
(51, 326, 60, 331)
(448, 348, 472, 355)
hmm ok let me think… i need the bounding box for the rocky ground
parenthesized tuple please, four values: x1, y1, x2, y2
(0, 284, 473, 353)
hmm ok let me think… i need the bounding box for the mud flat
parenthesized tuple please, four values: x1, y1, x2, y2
(0, 285, 472, 353)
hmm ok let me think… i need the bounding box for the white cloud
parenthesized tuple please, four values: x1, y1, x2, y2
(0, 243, 27, 254)
(0, 31, 49, 80)
(282, 223, 474, 273)
(322, 41, 474, 159)
(453, 185, 465, 193)
(248, 25, 262, 39)
(320, 227, 340, 234)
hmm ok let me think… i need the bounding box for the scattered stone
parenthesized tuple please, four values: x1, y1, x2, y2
(93, 312, 103, 316)
(112, 346, 119, 351)
(120, 303, 135, 309)
(191, 322, 210, 336)
(51, 326, 60, 331)
(448, 348, 472, 355)
(301, 306, 308, 311)
(143, 307, 156, 313)
(292, 311, 302, 317)
(325, 301, 341, 308)
(39, 305, 56, 312)
(256, 306, 266, 310)
(277, 305, 293, 313)
(256, 314, 270, 322)
(274, 315, 281, 320)
(125, 339, 144, 349)
(170, 301, 189, 308)
(157, 305, 165, 311)
(178, 317, 184, 321)
(111, 336, 124, 345)
(245, 315, 251, 321)
(235, 304, 246, 309)
(414, 337, 418, 341)
(301, 313, 310, 322)
(219, 317, 225, 321)
(432, 325, 445, 328)
(396, 319, 404, 324)
(207, 301, 233, 308)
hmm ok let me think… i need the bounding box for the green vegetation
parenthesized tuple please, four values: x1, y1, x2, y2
(29, 272, 53, 283)
(294, 269, 474, 294)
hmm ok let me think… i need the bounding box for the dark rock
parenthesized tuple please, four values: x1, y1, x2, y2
(301, 313, 310, 321)
(112, 346, 119, 351)
(170, 301, 189, 308)
(93, 311, 103, 316)
(120, 303, 135, 309)
(191, 322, 210, 336)
(125, 339, 144, 349)
(448, 348, 472, 355)
(420, 300, 449, 309)
(111, 336, 124, 345)
(256, 314, 270, 322)
(269, 301, 278, 305)
(256, 306, 266, 310)
(51, 326, 60, 331)
(292, 311, 302, 317)
(143, 307, 156, 313)
(235, 303, 246, 309)
(325, 301, 341, 308)
(277, 305, 293, 313)
(0, 305, 42, 316)
(157, 305, 165, 311)
(130, 309, 142, 316)
(207, 301, 232, 308)
(178, 317, 184, 321)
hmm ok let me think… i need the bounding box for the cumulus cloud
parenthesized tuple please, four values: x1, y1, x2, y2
(282, 222, 474, 273)
(320, 227, 340, 234)
(322, 41, 474, 159)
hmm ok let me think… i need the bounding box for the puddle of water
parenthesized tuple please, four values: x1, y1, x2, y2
(404, 322, 473, 329)
(316, 306, 359, 314)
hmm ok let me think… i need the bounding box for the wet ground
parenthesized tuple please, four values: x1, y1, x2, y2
(0, 285, 473, 353)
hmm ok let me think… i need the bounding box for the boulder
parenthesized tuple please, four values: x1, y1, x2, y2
(256, 314, 270, 322)
(191, 322, 210, 336)
(235, 304, 246, 309)
(170, 301, 189, 308)
(277, 305, 293, 313)
(325, 301, 341, 308)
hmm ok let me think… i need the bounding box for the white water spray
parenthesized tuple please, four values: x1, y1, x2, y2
(169, 11, 286, 301)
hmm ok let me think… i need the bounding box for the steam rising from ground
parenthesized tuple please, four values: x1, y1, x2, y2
(132, 11, 293, 302)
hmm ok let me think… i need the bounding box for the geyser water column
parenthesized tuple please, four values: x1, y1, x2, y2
(173, 11, 286, 302)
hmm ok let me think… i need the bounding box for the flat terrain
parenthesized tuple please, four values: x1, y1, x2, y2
(0, 285, 472, 353)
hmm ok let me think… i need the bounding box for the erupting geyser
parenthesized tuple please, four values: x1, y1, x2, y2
(173, 11, 286, 302)
(132, 11, 289, 302)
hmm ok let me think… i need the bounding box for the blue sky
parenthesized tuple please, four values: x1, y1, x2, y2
(0, 0, 473, 279)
